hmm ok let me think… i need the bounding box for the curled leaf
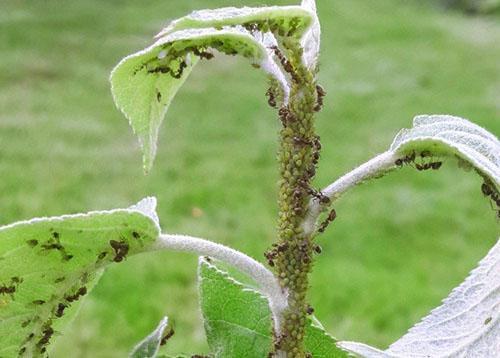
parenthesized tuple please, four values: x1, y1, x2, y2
(111, 27, 288, 172)
(336, 115, 500, 357)
(391, 114, 499, 186)
(0, 198, 160, 357)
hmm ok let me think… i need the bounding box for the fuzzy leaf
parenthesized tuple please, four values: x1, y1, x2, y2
(340, 239, 500, 357)
(0, 198, 160, 357)
(130, 316, 169, 358)
(198, 258, 348, 357)
(305, 317, 348, 357)
(339, 115, 500, 357)
(198, 258, 272, 358)
(111, 26, 289, 172)
(390, 115, 499, 186)
(155, 6, 314, 39)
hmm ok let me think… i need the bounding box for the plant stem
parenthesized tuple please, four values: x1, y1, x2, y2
(303, 151, 397, 236)
(154, 234, 287, 331)
(271, 42, 319, 357)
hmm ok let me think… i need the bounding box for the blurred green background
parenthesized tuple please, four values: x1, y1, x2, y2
(1, 0, 499, 356)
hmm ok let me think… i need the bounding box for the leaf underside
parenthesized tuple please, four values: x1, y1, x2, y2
(341, 115, 500, 357)
(0, 198, 159, 357)
(391, 115, 499, 186)
(198, 258, 348, 357)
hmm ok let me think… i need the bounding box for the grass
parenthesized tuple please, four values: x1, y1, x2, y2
(1, 0, 499, 356)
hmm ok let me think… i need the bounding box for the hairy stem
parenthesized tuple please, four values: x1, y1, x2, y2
(303, 151, 397, 236)
(154, 234, 287, 332)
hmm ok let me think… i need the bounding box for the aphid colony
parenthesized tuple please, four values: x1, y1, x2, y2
(395, 150, 443, 171)
(241, 16, 306, 38)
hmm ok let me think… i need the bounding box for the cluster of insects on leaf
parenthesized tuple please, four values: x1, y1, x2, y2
(0, 276, 22, 298)
(40, 230, 74, 262)
(395, 150, 443, 171)
(241, 16, 305, 38)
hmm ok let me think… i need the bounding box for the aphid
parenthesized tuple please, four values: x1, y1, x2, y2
(307, 188, 330, 204)
(97, 251, 108, 261)
(26, 239, 38, 247)
(278, 106, 297, 126)
(0, 284, 16, 295)
(109, 240, 129, 262)
(54, 276, 66, 284)
(63, 253, 74, 261)
(264, 250, 277, 267)
(55, 303, 67, 318)
(270, 46, 300, 82)
(52, 231, 60, 239)
(65, 286, 87, 303)
(21, 319, 31, 328)
(306, 305, 314, 315)
(318, 208, 337, 233)
(32, 300, 45, 305)
(415, 161, 442, 171)
(430, 161, 442, 170)
(243, 22, 259, 33)
(277, 242, 289, 253)
(484, 316, 492, 325)
(132, 231, 140, 239)
(160, 328, 175, 346)
(11, 276, 23, 284)
(481, 183, 493, 196)
(305, 165, 316, 178)
(313, 245, 322, 254)
(156, 91, 162, 102)
(36, 326, 54, 348)
(41, 242, 63, 251)
(18, 347, 26, 355)
(193, 47, 214, 60)
(293, 136, 312, 146)
(314, 84, 326, 112)
(395, 151, 416, 167)
(266, 87, 277, 108)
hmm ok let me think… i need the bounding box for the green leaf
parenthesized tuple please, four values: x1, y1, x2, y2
(155, 6, 314, 39)
(305, 317, 347, 358)
(198, 258, 348, 357)
(0, 198, 160, 357)
(111, 27, 287, 173)
(130, 316, 171, 358)
(199, 258, 272, 358)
